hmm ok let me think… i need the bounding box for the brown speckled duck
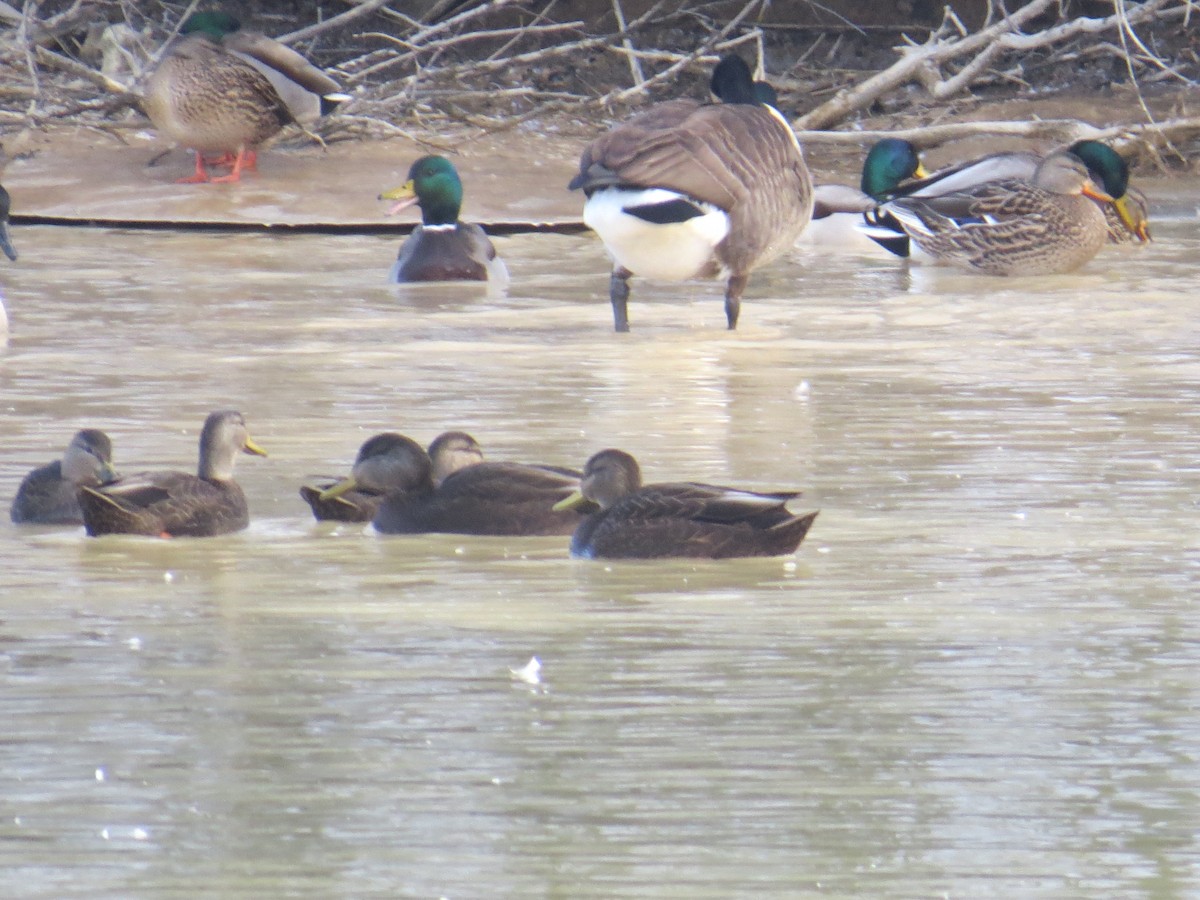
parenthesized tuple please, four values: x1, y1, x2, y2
(141, 12, 345, 183)
(569, 54, 813, 331)
(554, 448, 818, 560)
(877, 150, 1113, 276)
(79, 410, 266, 537)
(10, 429, 118, 525)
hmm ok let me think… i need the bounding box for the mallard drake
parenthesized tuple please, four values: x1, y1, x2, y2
(876, 150, 1113, 276)
(10, 429, 118, 525)
(78, 409, 266, 537)
(300, 432, 431, 523)
(0, 184, 16, 262)
(1066, 140, 1151, 242)
(317, 434, 588, 536)
(569, 54, 813, 331)
(553, 448, 818, 560)
(800, 138, 926, 254)
(380, 155, 508, 283)
(141, 12, 345, 183)
(427, 431, 485, 485)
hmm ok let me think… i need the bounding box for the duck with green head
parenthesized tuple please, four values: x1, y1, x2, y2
(78, 409, 267, 537)
(553, 448, 819, 560)
(800, 138, 926, 254)
(866, 139, 1150, 256)
(141, 11, 346, 183)
(877, 150, 1114, 276)
(380, 155, 508, 283)
(10, 429, 119, 525)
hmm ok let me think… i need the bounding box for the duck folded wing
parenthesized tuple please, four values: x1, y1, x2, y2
(221, 31, 344, 99)
(613, 482, 800, 525)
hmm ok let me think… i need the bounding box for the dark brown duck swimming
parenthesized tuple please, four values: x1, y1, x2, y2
(554, 448, 818, 560)
(301, 432, 436, 523)
(427, 431, 486, 485)
(10, 429, 118, 525)
(79, 409, 266, 537)
(317, 433, 589, 536)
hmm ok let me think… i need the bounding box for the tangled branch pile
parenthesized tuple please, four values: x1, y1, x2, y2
(2, 0, 1199, 162)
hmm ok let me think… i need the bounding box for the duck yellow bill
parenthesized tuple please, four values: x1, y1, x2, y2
(1114, 195, 1151, 242)
(243, 438, 268, 457)
(552, 490, 587, 512)
(913, 162, 929, 178)
(319, 476, 358, 502)
(380, 180, 419, 216)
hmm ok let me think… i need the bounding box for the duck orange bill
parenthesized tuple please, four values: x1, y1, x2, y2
(319, 476, 357, 502)
(379, 181, 419, 216)
(243, 438, 268, 457)
(1081, 182, 1115, 204)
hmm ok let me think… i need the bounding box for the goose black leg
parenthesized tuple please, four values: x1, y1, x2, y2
(724, 274, 748, 330)
(610, 267, 632, 332)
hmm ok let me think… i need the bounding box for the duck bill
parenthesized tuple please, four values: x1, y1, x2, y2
(1113, 195, 1151, 242)
(552, 489, 588, 512)
(97, 462, 120, 485)
(242, 438, 268, 458)
(319, 476, 358, 502)
(1081, 182, 1115, 204)
(913, 162, 929, 179)
(380, 181, 419, 216)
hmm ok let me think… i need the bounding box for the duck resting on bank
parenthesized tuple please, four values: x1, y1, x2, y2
(141, 11, 347, 183)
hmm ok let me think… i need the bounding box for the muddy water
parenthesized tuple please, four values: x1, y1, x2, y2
(1, 196, 1198, 897)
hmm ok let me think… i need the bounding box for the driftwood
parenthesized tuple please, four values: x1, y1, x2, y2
(0, 0, 1197, 164)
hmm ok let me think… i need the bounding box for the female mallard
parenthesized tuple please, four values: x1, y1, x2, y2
(877, 150, 1113, 276)
(141, 12, 345, 183)
(800, 138, 926, 254)
(0, 184, 16, 261)
(10, 429, 118, 525)
(78, 409, 267, 537)
(869, 139, 1149, 254)
(553, 448, 818, 560)
(380, 155, 508, 283)
(318, 434, 589, 536)
(569, 54, 813, 331)
(301, 432, 435, 523)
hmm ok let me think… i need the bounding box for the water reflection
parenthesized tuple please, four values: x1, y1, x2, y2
(0, 208, 1198, 895)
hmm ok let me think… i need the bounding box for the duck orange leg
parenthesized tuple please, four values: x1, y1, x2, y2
(211, 147, 258, 183)
(175, 152, 212, 184)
